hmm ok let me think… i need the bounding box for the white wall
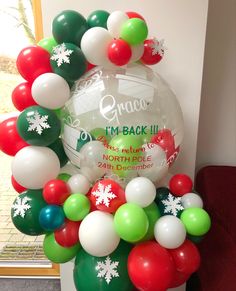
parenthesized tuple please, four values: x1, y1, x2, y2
(196, 0, 236, 170)
(40, 1, 209, 290)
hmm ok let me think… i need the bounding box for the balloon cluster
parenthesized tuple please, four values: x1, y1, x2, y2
(0, 8, 211, 291)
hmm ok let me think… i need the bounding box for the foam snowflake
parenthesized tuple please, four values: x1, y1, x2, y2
(27, 111, 50, 135)
(162, 193, 184, 216)
(51, 43, 73, 67)
(12, 196, 31, 218)
(149, 38, 166, 57)
(96, 256, 119, 284)
(92, 183, 116, 207)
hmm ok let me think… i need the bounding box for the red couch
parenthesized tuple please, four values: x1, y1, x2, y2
(187, 166, 236, 291)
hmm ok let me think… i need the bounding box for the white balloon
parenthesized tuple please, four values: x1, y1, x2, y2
(12, 146, 60, 189)
(68, 173, 90, 194)
(31, 73, 70, 109)
(181, 193, 203, 209)
(130, 44, 144, 63)
(107, 11, 129, 38)
(125, 177, 156, 207)
(81, 27, 113, 66)
(79, 166, 105, 183)
(79, 211, 120, 257)
(154, 215, 186, 249)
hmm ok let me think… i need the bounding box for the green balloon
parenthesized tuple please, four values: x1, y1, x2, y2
(107, 134, 143, 178)
(52, 10, 88, 46)
(87, 10, 110, 29)
(159, 193, 183, 218)
(140, 129, 153, 144)
(63, 194, 90, 221)
(187, 234, 204, 244)
(17, 106, 61, 146)
(50, 43, 87, 81)
(48, 138, 68, 167)
(121, 18, 148, 45)
(90, 127, 111, 144)
(155, 187, 170, 203)
(38, 37, 58, 53)
(44, 233, 80, 263)
(114, 203, 149, 242)
(57, 173, 71, 182)
(11, 190, 47, 235)
(74, 241, 133, 291)
(140, 202, 161, 241)
(181, 208, 211, 236)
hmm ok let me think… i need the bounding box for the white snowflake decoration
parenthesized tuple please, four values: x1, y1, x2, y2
(51, 43, 73, 67)
(12, 196, 31, 218)
(149, 38, 166, 57)
(96, 256, 119, 284)
(162, 193, 184, 216)
(92, 183, 117, 207)
(27, 111, 50, 135)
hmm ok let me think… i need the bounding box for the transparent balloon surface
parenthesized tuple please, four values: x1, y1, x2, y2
(61, 63, 184, 184)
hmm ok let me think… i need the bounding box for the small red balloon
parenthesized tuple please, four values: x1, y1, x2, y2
(90, 179, 126, 213)
(169, 174, 193, 196)
(0, 117, 28, 156)
(55, 219, 80, 247)
(43, 179, 71, 205)
(108, 39, 132, 66)
(151, 129, 175, 157)
(16, 45, 52, 83)
(86, 61, 96, 72)
(169, 270, 190, 288)
(168, 239, 201, 274)
(126, 11, 145, 21)
(12, 82, 37, 111)
(141, 38, 164, 65)
(128, 241, 175, 291)
(11, 175, 27, 193)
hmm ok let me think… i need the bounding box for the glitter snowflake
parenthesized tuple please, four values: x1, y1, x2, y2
(27, 111, 50, 135)
(92, 183, 117, 207)
(149, 38, 166, 57)
(12, 196, 31, 218)
(162, 193, 184, 216)
(96, 256, 119, 284)
(51, 43, 73, 67)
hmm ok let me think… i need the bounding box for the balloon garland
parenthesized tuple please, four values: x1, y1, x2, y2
(0, 9, 211, 291)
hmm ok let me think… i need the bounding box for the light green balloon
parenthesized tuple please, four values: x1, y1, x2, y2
(63, 193, 90, 221)
(114, 203, 149, 243)
(121, 18, 148, 45)
(181, 208, 211, 236)
(57, 173, 71, 182)
(43, 233, 80, 263)
(38, 37, 58, 54)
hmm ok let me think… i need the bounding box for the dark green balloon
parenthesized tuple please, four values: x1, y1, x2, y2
(11, 190, 47, 235)
(155, 187, 170, 203)
(17, 106, 61, 146)
(158, 193, 184, 218)
(48, 138, 68, 167)
(52, 10, 88, 46)
(187, 234, 204, 244)
(87, 10, 110, 29)
(50, 43, 87, 81)
(74, 241, 133, 291)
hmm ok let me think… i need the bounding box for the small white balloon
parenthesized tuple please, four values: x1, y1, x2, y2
(107, 11, 129, 38)
(12, 146, 60, 189)
(81, 27, 113, 66)
(80, 140, 105, 166)
(31, 73, 70, 109)
(130, 43, 144, 63)
(154, 215, 186, 249)
(181, 193, 203, 209)
(79, 211, 120, 257)
(125, 177, 156, 207)
(68, 173, 90, 194)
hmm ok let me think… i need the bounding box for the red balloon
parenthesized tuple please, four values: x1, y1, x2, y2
(0, 117, 28, 156)
(90, 179, 126, 213)
(128, 241, 175, 291)
(16, 46, 52, 83)
(86, 61, 96, 72)
(151, 129, 175, 158)
(126, 11, 145, 21)
(169, 174, 193, 196)
(141, 39, 163, 65)
(55, 219, 80, 247)
(12, 82, 37, 111)
(169, 270, 190, 288)
(43, 179, 71, 205)
(108, 39, 132, 66)
(11, 175, 27, 193)
(168, 239, 201, 274)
